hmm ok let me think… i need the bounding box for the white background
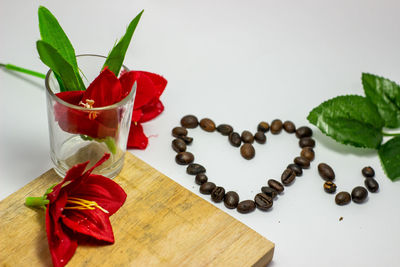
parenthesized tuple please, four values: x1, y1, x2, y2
(1, 0, 400, 266)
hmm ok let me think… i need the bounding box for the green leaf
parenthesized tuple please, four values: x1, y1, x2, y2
(362, 73, 400, 128)
(37, 40, 85, 91)
(307, 95, 384, 148)
(379, 136, 400, 181)
(103, 10, 144, 76)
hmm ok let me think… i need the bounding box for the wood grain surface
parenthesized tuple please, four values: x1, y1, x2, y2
(0, 152, 274, 266)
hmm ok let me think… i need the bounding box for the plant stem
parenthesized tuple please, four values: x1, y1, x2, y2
(382, 132, 400, 137)
(0, 62, 46, 79)
(25, 196, 49, 208)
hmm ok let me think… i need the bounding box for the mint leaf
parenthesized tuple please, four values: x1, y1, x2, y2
(307, 95, 384, 148)
(103, 10, 144, 76)
(379, 136, 400, 181)
(362, 73, 400, 128)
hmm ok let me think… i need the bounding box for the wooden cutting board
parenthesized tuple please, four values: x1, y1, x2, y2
(0, 152, 274, 266)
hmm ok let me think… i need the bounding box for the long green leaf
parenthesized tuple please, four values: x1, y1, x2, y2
(379, 136, 400, 181)
(103, 10, 144, 76)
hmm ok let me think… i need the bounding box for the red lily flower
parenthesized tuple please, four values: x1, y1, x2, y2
(45, 153, 126, 267)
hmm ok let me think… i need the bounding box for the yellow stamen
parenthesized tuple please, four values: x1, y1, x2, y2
(64, 197, 109, 214)
(79, 99, 98, 120)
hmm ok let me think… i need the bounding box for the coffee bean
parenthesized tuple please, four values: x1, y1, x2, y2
(186, 163, 206, 175)
(261, 186, 278, 199)
(180, 115, 199, 128)
(229, 132, 242, 147)
(294, 156, 310, 169)
(224, 191, 240, 209)
(323, 181, 337, 193)
(268, 179, 284, 193)
(240, 143, 255, 160)
(217, 124, 233, 136)
(241, 130, 254, 143)
(287, 163, 303, 176)
(178, 135, 193, 144)
(172, 127, 187, 137)
(364, 178, 379, 193)
(211, 186, 225, 203)
(281, 168, 296, 185)
(299, 137, 315, 148)
(257, 121, 270, 132)
(254, 193, 273, 211)
(270, 119, 283, 134)
(237, 200, 256, 214)
(254, 131, 266, 144)
(318, 163, 335, 181)
(362, 166, 375, 178)
(199, 182, 216, 194)
(296, 126, 313, 138)
(195, 173, 208, 185)
(301, 147, 315, 161)
(199, 118, 216, 132)
(172, 138, 186, 152)
(175, 152, 194, 165)
(283, 121, 296, 133)
(335, 191, 351, 205)
(351, 186, 368, 203)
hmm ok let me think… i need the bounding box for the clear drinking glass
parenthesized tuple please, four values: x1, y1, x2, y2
(45, 54, 136, 178)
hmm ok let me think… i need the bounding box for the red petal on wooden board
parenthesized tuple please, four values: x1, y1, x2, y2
(127, 123, 148, 149)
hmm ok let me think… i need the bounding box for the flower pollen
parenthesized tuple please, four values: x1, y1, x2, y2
(65, 197, 109, 214)
(79, 99, 98, 120)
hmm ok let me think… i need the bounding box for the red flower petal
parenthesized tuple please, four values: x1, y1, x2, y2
(56, 91, 84, 105)
(131, 109, 143, 123)
(138, 98, 164, 123)
(127, 123, 148, 149)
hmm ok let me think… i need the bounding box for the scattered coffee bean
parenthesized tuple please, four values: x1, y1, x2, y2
(172, 138, 186, 152)
(301, 147, 315, 161)
(294, 156, 310, 169)
(351, 186, 368, 203)
(172, 127, 188, 137)
(323, 181, 337, 193)
(175, 152, 194, 165)
(318, 163, 335, 181)
(268, 179, 284, 193)
(224, 191, 240, 209)
(335, 191, 351, 205)
(178, 135, 193, 144)
(296, 126, 313, 138)
(254, 193, 273, 211)
(199, 182, 216, 194)
(195, 173, 208, 185)
(254, 131, 266, 144)
(270, 119, 283, 134)
(287, 163, 303, 176)
(237, 200, 256, 214)
(180, 115, 199, 128)
(362, 166, 375, 178)
(281, 168, 296, 185)
(299, 137, 315, 148)
(241, 130, 254, 143)
(229, 132, 242, 147)
(217, 124, 233, 136)
(199, 118, 216, 132)
(261, 186, 278, 199)
(283, 121, 296, 133)
(211, 186, 225, 203)
(257, 121, 270, 132)
(364, 178, 379, 193)
(186, 163, 206, 175)
(240, 143, 255, 160)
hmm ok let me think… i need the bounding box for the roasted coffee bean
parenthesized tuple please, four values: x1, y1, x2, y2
(364, 178, 379, 193)
(211, 186, 225, 203)
(299, 137, 315, 148)
(172, 127, 188, 137)
(240, 143, 255, 160)
(294, 156, 310, 169)
(241, 130, 254, 143)
(254, 131, 266, 144)
(217, 124, 233, 136)
(237, 200, 256, 214)
(301, 147, 315, 161)
(195, 173, 208, 185)
(270, 119, 283, 134)
(296, 126, 313, 138)
(351, 186, 368, 203)
(283, 121, 296, 133)
(172, 138, 186, 152)
(323, 181, 337, 193)
(178, 135, 193, 144)
(229, 132, 242, 147)
(362, 166, 375, 178)
(199, 182, 216, 194)
(261, 186, 278, 199)
(199, 118, 216, 132)
(257, 121, 270, 132)
(224, 191, 240, 209)
(281, 168, 296, 185)
(287, 163, 303, 176)
(254, 193, 273, 211)
(175, 152, 194, 165)
(268, 179, 284, 193)
(186, 163, 206, 175)
(318, 163, 335, 181)
(335, 191, 351, 205)
(180, 115, 199, 128)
